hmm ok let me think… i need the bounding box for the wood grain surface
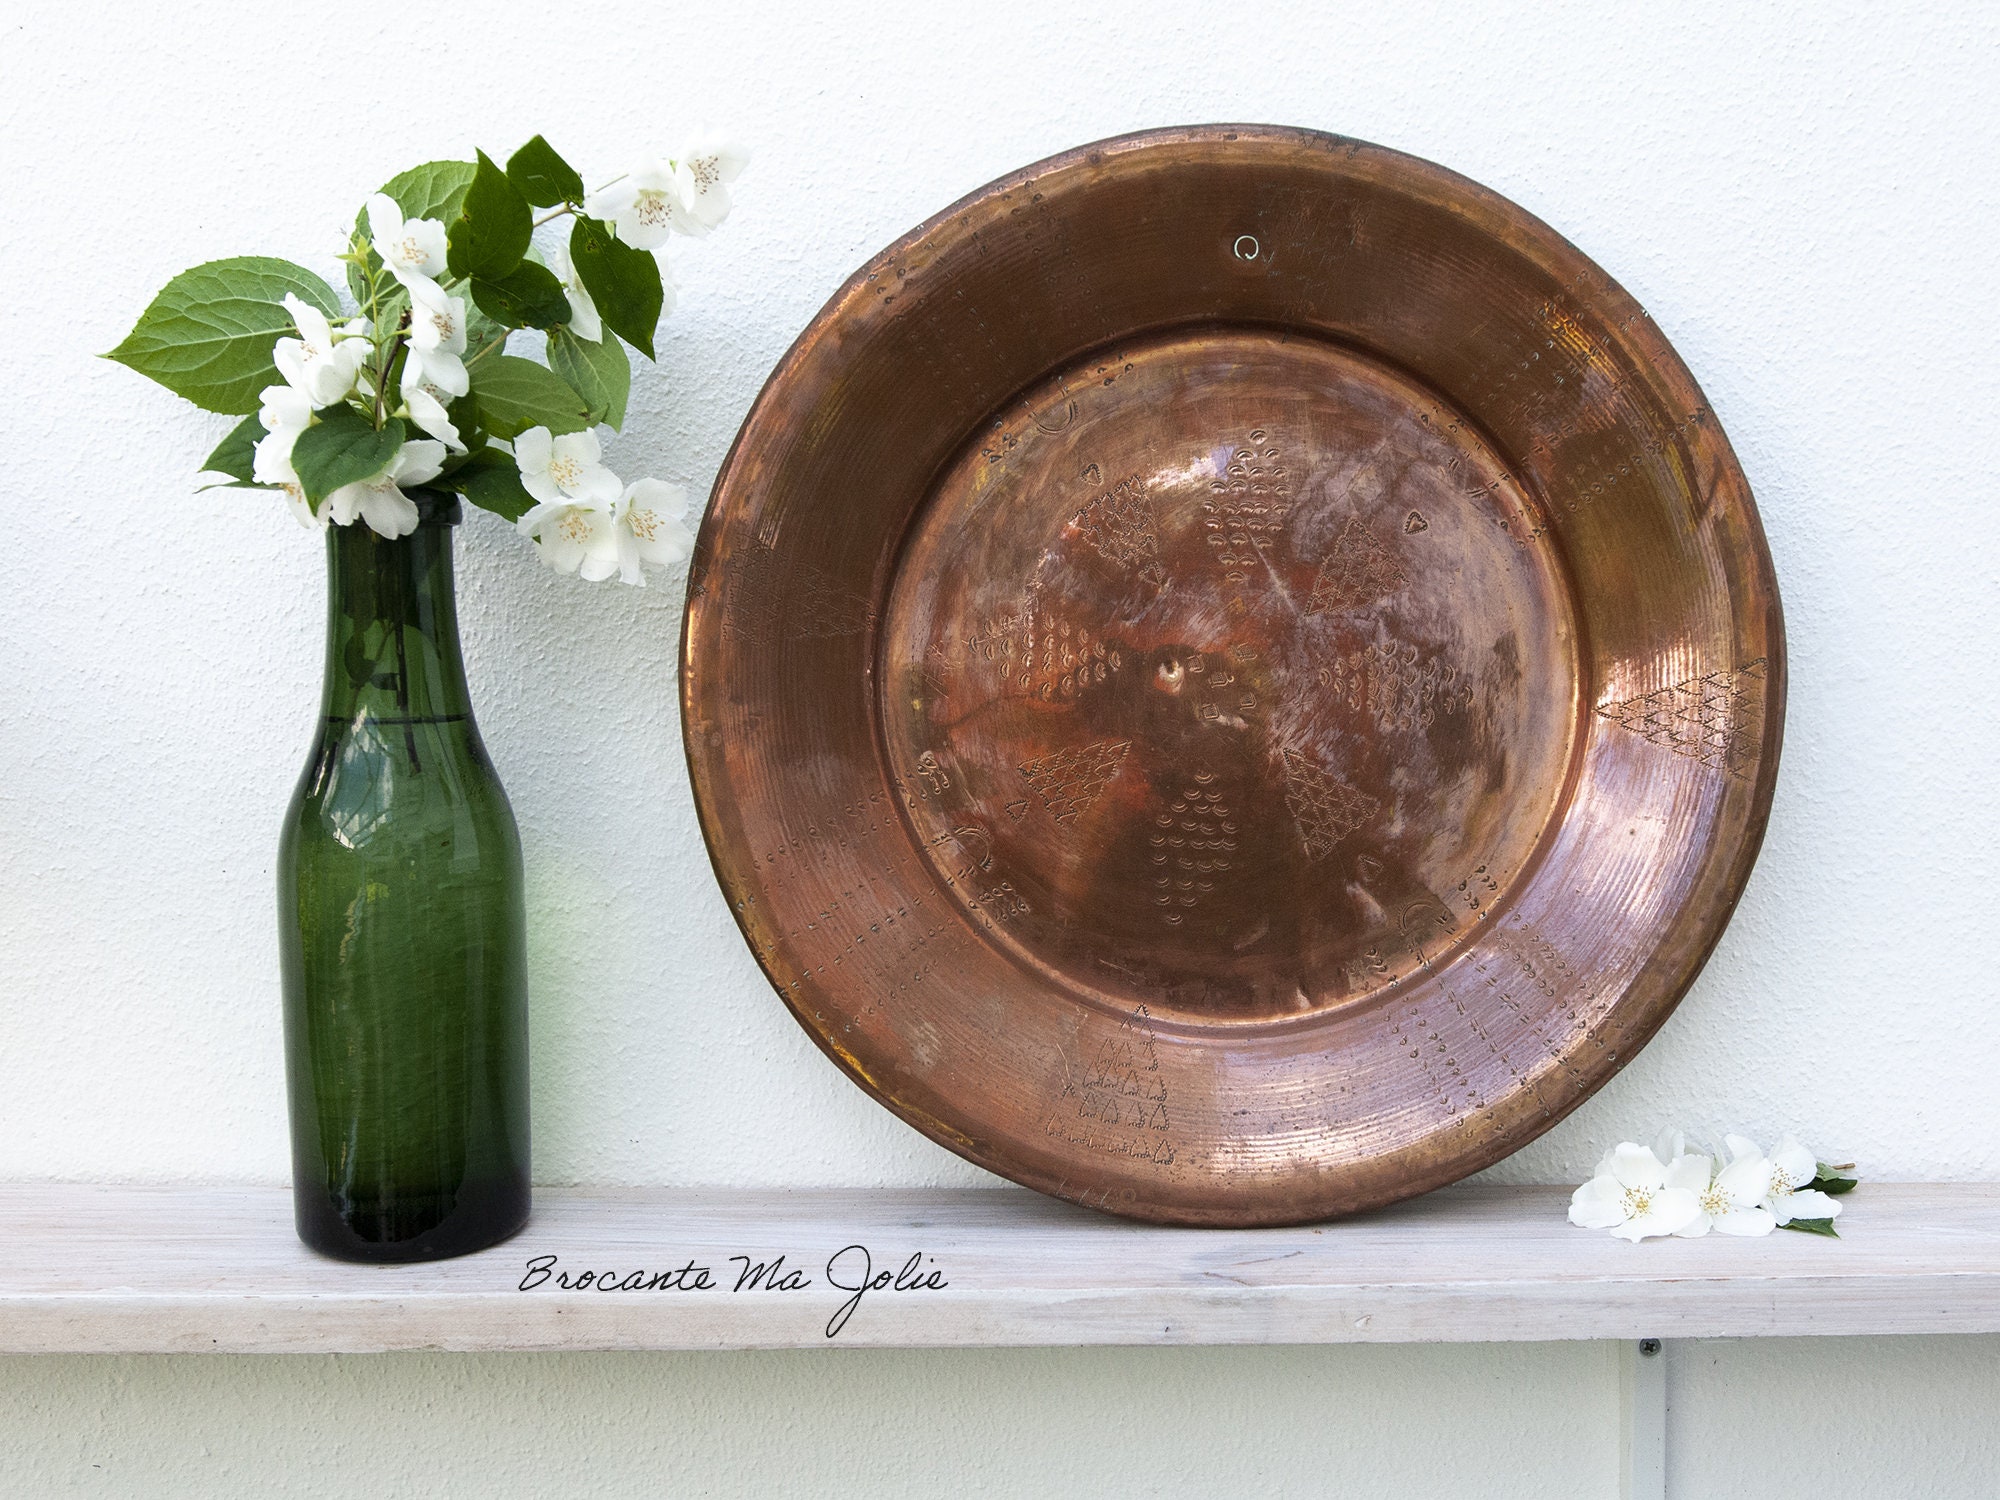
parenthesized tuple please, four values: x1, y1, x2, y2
(1, 1183, 1988, 1353)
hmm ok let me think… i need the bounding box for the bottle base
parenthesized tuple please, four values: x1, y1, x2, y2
(293, 1174, 531, 1264)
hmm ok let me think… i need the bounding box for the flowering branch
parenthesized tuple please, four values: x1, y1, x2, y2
(107, 132, 750, 587)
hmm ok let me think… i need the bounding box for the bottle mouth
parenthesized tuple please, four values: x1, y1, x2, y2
(407, 488, 463, 528)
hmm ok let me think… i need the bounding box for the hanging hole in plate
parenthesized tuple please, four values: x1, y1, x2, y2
(1232, 234, 1261, 261)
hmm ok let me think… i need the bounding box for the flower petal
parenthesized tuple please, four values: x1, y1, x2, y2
(1618, 1187, 1700, 1241)
(571, 465, 623, 505)
(554, 429, 603, 466)
(1664, 1153, 1713, 1193)
(514, 427, 554, 476)
(519, 471, 561, 506)
(629, 155, 676, 191)
(361, 484, 420, 539)
(614, 530, 648, 587)
(1569, 1177, 1625, 1230)
(1783, 1189, 1843, 1221)
(515, 500, 564, 539)
(392, 440, 446, 487)
(403, 388, 464, 451)
(585, 182, 638, 224)
(1711, 1206, 1777, 1237)
(324, 481, 365, 527)
(1716, 1155, 1771, 1206)
(1725, 1133, 1764, 1164)
(366, 193, 404, 242)
(1773, 1136, 1819, 1186)
(1610, 1143, 1666, 1192)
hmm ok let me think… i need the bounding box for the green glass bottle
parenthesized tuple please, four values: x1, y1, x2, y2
(278, 491, 530, 1262)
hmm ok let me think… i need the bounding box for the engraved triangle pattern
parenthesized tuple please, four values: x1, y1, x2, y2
(1017, 739, 1133, 824)
(1306, 516, 1409, 616)
(1070, 472, 1159, 571)
(1596, 658, 1768, 778)
(1282, 749, 1381, 862)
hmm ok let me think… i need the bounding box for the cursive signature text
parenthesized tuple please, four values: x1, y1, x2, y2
(515, 1244, 949, 1338)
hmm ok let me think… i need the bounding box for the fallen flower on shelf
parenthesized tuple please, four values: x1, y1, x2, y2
(1568, 1143, 1701, 1241)
(1570, 1131, 1858, 1240)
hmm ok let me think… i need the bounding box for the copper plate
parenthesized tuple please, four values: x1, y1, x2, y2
(681, 126, 1784, 1225)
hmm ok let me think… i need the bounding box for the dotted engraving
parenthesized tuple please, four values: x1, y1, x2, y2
(1018, 739, 1132, 824)
(1282, 749, 1380, 861)
(1596, 657, 1768, 777)
(1404, 510, 1429, 533)
(1322, 642, 1474, 732)
(1204, 429, 1293, 582)
(1306, 517, 1407, 616)
(1071, 472, 1159, 571)
(1150, 772, 1237, 927)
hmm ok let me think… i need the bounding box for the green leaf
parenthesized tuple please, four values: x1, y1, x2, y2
(447, 150, 532, 281)
(107, 258, 341, 415)
(375, 159, 479, 225)
(549, 327, 632, 428)
(291, 406, 405, 504)
(469, 355, 590, 439)
(197, 413, 265, 488)
(452, 448, 538, 523)
(463, 302, 508, 365)
(569, 215, 662, 359)
(350, 160, 477, 304)
(1781, 1218, 1840, 1238)
(1812, 1174, 1859, 1196)
(505, 135, 584, 208)
(471, 261, 571, 331)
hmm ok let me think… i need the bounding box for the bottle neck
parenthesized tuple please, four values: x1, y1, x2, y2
(319, 492, 472, 724)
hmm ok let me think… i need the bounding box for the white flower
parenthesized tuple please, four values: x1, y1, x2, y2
(586, 157, 679, 250)
(514, 425, 620, 506)
(404, 280, 469, 398)
(250, 384, 320, 529)
(399, 360, 464, 452)
(546, 242, 601, 341)
(668, 136, 749, 237)
(273, 294, 372, 407)
(1664, 1149, 1778, 1239)
(252, 384, 312, 468)
(612, 478, 695, 585)
(1569, 1143, 1702, 1242)
(367, 192, 450, 294)
(517, 496, 619, 581)
(323, 439, 446, 539)
(1728, 1134, 1844, 1227)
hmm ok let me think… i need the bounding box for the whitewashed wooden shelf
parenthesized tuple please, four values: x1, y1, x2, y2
(2, 1182, 1993, 1354)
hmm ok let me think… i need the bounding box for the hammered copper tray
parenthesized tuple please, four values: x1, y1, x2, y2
(681, 126, 1783, 1226)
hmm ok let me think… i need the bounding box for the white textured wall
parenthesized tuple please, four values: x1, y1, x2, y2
(2, 0, 1996, 1493)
